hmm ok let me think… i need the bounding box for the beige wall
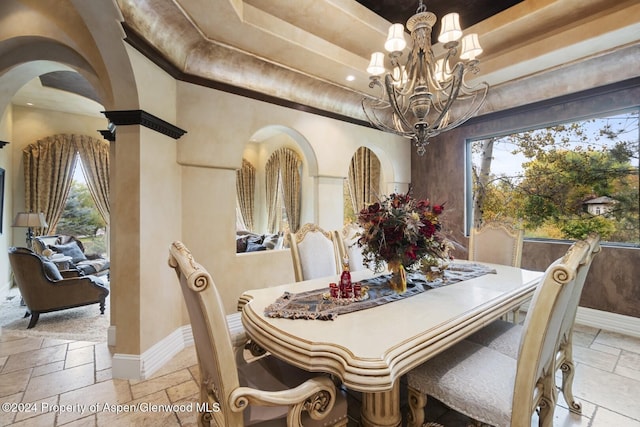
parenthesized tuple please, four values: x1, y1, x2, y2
(175, 81, 411, 312)
(0, 107, 12, 297)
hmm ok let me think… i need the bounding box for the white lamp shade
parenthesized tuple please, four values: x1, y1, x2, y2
(367, 52, 386, 76)
(384, 23, 406, 52)
(12, 212, 48, 228)
(460, 33, 483, 60)
(438, 13, 462, 43)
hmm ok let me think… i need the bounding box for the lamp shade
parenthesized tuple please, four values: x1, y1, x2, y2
(460, 33, 483, 60)
(384, 23, 407, 52)
(12, 212, 48, 228)
(438, 13, 462, 43)
(366, 52, 386, 76)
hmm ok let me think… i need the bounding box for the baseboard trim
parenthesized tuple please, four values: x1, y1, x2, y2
(575, 307, 640, 338)
(111, 325, 193, 380)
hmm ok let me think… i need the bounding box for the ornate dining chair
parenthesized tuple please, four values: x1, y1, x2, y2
(288, 223, 341, 282)
(168, 241, 348, 427)
(406, 238, 594, 427)
(465, 233, 601, 415)
(469, 220, 525, 322)
(468, 220, 524, 267)
(334, 222, 369, 272)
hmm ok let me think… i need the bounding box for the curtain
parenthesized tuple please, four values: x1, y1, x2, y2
(279, 148, 302, 233)
(23, 135, 78, 234)
(265, 153, 281, 234)
(265, 148, 302, 233)
(236, 159, 255, 231)
(348, 147, 381, 214)
(75, 135, 110, 225)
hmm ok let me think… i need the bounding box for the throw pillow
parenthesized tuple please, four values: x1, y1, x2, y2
(42, 259, 63, 281)
(51, 241, 87, 263)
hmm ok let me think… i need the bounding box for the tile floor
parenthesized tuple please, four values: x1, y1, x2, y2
(0, 323, 639, 426)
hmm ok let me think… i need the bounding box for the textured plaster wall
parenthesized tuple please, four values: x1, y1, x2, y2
(0, 107, 12, 297)
(175, 81, 411, 313)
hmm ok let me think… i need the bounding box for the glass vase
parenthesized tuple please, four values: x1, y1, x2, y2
(388, 260, 407, 294)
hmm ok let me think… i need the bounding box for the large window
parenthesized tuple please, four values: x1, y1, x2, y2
(469, 109, 639, 245)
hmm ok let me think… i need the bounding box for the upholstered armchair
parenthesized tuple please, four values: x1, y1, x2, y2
(288, 223, 342, 282)
(9, 247, 109, 328)
(168, 241, 348, 426)
(405, 238, 596, 427)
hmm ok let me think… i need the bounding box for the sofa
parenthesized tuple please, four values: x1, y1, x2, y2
(33, 235, 110, 278)
(236, 231, 285, 253)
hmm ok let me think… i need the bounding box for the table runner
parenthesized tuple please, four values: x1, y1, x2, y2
(264, 262, 497, 320)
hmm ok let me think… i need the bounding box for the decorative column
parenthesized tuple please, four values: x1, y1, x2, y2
(360, 381, 402, 427)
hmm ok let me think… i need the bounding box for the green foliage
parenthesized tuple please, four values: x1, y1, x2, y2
(559, 215, 616, 240)
(57, 181, 106, 238)
(472, 111, 639, 244)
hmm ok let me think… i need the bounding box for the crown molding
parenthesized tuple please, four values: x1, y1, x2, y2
(102, 110, 187, 140)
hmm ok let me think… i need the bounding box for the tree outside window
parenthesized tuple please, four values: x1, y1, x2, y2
(470, 110, 639, 244)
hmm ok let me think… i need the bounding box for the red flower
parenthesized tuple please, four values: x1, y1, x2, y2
(432, 204, 444, 215)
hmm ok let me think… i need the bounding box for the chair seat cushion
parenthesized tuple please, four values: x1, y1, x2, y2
(407, 340, 516, 427)
(466, 319, 522, 359)
(239, 355, 348, 426)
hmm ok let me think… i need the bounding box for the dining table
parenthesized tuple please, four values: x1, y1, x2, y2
(240, 261, 544, 427)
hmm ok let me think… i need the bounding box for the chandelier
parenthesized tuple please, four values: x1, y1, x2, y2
(362, 0, 489, 156)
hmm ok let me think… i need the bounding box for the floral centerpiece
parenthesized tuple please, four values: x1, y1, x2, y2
(356, 190, 452, 292)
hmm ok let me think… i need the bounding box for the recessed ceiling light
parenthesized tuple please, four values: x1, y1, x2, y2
(26, 102, 34, 106)
(346, 75, 355, 81)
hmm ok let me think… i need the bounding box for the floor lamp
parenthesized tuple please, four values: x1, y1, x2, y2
(12, 212, 48, 249)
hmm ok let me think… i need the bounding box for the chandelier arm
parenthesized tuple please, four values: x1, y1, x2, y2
(385, 74, 416, 131)
(427, 64, 465, 130)
(362, 99, 417, 140)
(437, 82, 489, 131)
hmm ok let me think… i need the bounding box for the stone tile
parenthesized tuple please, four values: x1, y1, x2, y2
(96, 390, 181, 427)
(165, 380, 199, 403)
(130, 369, 193, 400)
(23, 363, 95, 402)
(572, 345, 618, 372)
(574, 363, 640, 420)
(32, 360, 65, 377)
(58, 414, 97, 426)
(188, 365, 200, 385)
(532, 404, 591, 427)
(94, 343, 112, 372)
(57, 379, 132, 425)
(0, 355, 7, 370)
(41, 338, 73, 348)
(572, 324, 599, 347)
(2, 344, 67, 373)
(0, 368, 32, 397)
(7, 411, 56, 427)
(589, 342, 622, 356)
(146, 347, 197, 380)
(67, 341, 96, 351)
(0, 391, 21, 426)
(615, 362, 640, 382)
(592, 407, 640, 427)
(65, 345, 95, 369)
(593, 331, 640, 355)
(0, 337, 43, 358)
(95, 368, 112, 383)
(173, 393, 199, 427)
(13, 395, 58, 423)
